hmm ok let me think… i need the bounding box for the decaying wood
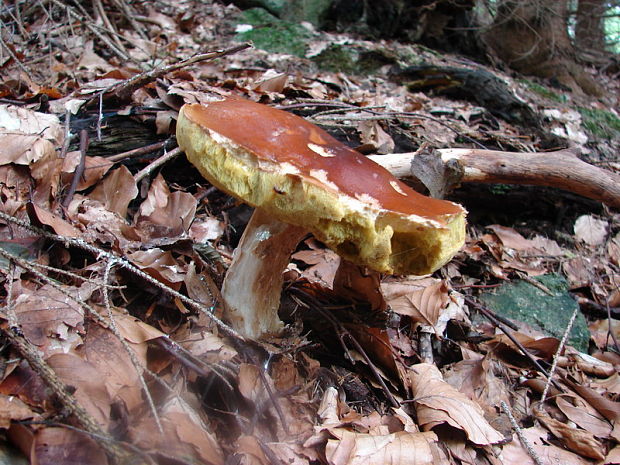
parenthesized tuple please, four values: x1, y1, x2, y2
(369, 148, 620, 208)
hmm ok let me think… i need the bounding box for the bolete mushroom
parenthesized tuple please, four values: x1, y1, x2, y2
(176, 97, 466, 339)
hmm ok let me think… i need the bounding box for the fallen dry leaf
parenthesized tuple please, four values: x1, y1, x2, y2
(89, 165, 138, 218)
(28, 203, 82, 238)
(555, 396, 612, 438)
(487, 224, 534, 251)
(574, 215, 608, 246)
(500, 426, 588, 465)
(409, 363, 504, 446)
(382, 278, 448, 327)
(533, 403, 606, 460)
(0, 105, 63, 165)
(61, 152, 112, 190)
(130, 395, 224, 465)
(127, 248, 186, 288)
(30, 426, 108, 465)
(135, 174, 196, 240)
(12, 281, 90, 356)
(0, 394, 35, 428)
(325, 429, 442, 465)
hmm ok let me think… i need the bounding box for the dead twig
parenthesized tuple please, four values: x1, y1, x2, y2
(1, 259, 131, 463)
(290, 287, 401, 409)
(464, 296, 565, 393)
(369, 148, 620, 207)
(61, 129, 88, 210)
(112, 43, 253, 101)
(541, 305, 580, 402)
(134, 147, 181, 183)
(102, 258, 164, 434)
(107, 139, 172, 162)
(0, 211, 244, 341)
(500, 401, 544, 465)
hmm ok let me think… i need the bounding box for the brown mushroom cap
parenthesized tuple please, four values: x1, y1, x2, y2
(177, 98, 466, 274)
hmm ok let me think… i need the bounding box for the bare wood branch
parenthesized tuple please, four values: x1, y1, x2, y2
(369, 148, 620, 208)
(112, 43, 252, 101)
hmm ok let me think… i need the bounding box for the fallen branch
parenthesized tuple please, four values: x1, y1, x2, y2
(369, 148, 620, 208)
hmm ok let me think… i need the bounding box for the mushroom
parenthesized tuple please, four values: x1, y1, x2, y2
(176, 97, 466, 339)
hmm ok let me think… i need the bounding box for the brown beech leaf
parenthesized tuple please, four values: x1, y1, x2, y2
(310, 388, 445, 465)
(135, 174, 196, 240)
(0, 105, 63, 165)
(61, 152, 112, 190)
(113, 310, 165, 344)
(0, 165, 34, 217)
(533, 404, 606, 460)
(89, 165, 138, 218)
(487, 224, 534, 251)
(253, 70, 288, 93)
(501, 426, 587, 465)
(442, 358, 511, 420)
(238, 363, 265, 404)
(0, 394, 35, 428)
(30, 427, 108, 465)
(292, 238, 341, 287)
(409, 363, 504, 445)
(381, 277, 448, 326)
(131, 396, 224, 465)
(333, 259, 386, 311)
(325, 429, 442, 465)
(155, 110, 177, 134)
(127, 248, 186, 288)
(358, 120, 395, 154)
(46, 353, 112, 429)
(12, 282, 91, 356)
(555, 396, 612, 438)
(78, 324, 143, 414)
(28, 203, 81, 238)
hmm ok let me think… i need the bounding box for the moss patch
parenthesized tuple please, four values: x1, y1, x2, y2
(578, 107, 620, 140)
(520, 79, 567, 103)
(480, 274, 590, 352)
(235, 8, 312, 58)
(311, 44, 397, 75)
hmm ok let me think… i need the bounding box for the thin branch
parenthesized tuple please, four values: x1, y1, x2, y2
(541, 304, 579, 402)
(112, 43, 252, 101)
(500, 401, 544, 465)
(102, 259, 164, 434)
(61, 129, 88, 210)
(0, 211, 243, 341)
(134, 147, 181, 183)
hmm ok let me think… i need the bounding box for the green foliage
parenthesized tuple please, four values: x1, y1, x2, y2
(520, 79, 567, 103)
(489, 184, 513, 195)
(480, 274, 590, 352)
(311, 45, 396, 75)
(235, 8, 312, 58)
(578, 107, 620, 140)
(605, 5, 620, 52)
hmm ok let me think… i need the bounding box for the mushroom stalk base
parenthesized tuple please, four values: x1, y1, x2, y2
(221, 209, 307, 339)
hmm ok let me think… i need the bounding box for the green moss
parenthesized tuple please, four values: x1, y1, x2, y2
(520, 79, 567, 103)
(578, 107, 620, 140)
(489, 184, 513, 195)
(480, 274, 590, 352)
(311, 44, 396, 75)
(280, 0, 333, 27)
(235, 8, 312, 57)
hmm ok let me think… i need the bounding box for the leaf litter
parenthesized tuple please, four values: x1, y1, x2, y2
(0, 1, 617, 465)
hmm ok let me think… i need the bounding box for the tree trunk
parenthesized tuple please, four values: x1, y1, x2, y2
(483, 0, 603, 96)
(575, 0, 607, 52)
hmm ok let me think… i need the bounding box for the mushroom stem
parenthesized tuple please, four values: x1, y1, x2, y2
(221, 208, 307, 339)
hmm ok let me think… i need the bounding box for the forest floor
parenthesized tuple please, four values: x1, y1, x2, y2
(0, 1, 619, 464)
